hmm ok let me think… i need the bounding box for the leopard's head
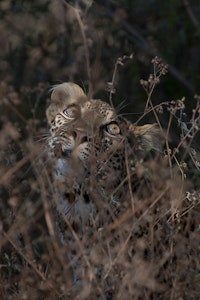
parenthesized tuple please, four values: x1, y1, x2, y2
(46, 83, 122, 164)
(46, 82, 159, 165)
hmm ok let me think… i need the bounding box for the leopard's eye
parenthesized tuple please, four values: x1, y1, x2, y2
(106, 121, 121, 136)
(63, 104, 79, 119)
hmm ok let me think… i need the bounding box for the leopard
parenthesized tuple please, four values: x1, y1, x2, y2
(45, 82, 161, 291)
(46, 82, 160, 231)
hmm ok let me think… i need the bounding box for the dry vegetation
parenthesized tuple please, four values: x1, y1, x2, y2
(0, 1, 200, 299)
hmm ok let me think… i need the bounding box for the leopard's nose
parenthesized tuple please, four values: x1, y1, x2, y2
(72, 130, 88, 145)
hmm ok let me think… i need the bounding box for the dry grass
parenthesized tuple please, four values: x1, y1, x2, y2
(0, 1, 200, 299)
(0, 58, 200, 300)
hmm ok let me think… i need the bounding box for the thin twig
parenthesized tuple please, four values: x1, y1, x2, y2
(2, 232, 47, 281)
(107, 54, 133, 107)
(0, 154, 32, 185)
(62, 0, 93, 97)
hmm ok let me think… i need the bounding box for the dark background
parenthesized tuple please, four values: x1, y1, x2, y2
(0, 0, 199, 126)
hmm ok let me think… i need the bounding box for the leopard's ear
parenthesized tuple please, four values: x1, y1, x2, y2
(46, 82, 86, 125)
(133, 124, 162, 153)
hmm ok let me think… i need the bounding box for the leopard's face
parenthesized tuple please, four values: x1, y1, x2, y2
(47, 96, 123, 164)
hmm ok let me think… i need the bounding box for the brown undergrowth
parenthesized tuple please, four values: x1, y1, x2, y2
(1, 1, 200, 299)
(0, 55, 200, 300)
